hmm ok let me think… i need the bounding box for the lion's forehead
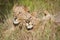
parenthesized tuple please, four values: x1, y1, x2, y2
(17, 13, 31, 19)
(13, 6, 25, 13)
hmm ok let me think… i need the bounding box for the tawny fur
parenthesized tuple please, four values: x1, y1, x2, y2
(13, 5, 40, 30)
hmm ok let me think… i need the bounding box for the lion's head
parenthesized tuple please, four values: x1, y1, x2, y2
(12, 5, 40, 30)
(13, 5, 31, 25)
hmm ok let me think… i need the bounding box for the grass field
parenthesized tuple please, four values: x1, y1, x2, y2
(0, 0, 60, 40)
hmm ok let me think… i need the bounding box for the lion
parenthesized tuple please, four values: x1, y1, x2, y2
(12, 5, 41, 30)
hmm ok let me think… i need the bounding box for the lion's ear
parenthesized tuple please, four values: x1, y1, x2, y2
(13, 4, 18, 11)
(23, 6, 30, 13)
(13, 3, 22, 10)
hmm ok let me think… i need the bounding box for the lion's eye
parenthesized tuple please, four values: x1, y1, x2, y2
(27, 11, 30, 13)
(44, 13, 47, 16)
(19, 12, 21, 14)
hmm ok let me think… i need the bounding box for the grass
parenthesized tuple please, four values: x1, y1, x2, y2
(0, 0, 60, 40)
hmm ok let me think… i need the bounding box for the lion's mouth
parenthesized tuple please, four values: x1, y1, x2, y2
(26, 22, 33, 30)
(13, 19, 20, 25)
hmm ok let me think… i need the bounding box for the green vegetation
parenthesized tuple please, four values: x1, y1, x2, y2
(0, 0, 60, 40)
